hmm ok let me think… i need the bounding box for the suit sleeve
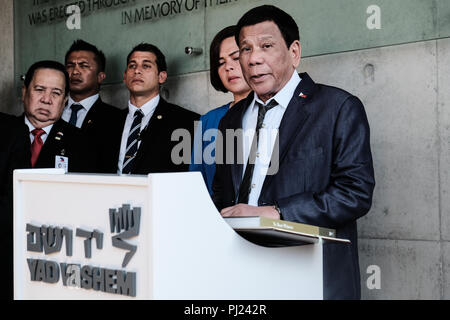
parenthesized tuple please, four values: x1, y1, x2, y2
(1, 123, 30, 220)
(277, 96, 375, 228)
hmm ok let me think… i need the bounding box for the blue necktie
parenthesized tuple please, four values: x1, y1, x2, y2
(122, 109, 144, 174)
(69, 104, 83, 127)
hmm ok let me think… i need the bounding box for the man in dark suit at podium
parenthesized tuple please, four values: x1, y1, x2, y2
(21, 60, 92, 173)
(115, 43, 199, 174)
(62, 40, 123, 173)
(212, 5, 375, 299)
(0, 112, 30, 300)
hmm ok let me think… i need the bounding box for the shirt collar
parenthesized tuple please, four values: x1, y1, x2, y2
(67, 94, 99, 112)
(128, 94, 160, 117)
(252, 71, 301, 111)
(24, 116, 53, 135)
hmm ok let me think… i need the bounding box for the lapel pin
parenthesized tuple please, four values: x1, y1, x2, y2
(88, 120, 92, 124)
(299, 92, 307, 98)
(157, 115, 163, 120)
(55, 131, 64, 140)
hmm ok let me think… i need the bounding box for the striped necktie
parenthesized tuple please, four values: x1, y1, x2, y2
(122, 109, 144, 174)
(237, 99, 277, 204)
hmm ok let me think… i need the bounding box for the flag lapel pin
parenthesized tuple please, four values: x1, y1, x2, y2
(55, 132, 64, 141)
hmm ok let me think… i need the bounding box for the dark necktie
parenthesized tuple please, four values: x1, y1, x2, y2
(69, 104, 83, 126)
(30, 128, 45, 168)
(237, 100, 278, 204)
(122, 109, 144, 174)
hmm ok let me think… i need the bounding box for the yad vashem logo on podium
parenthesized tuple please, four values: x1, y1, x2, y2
(25, 204, 141, 297)
(109, 204, 141, 268)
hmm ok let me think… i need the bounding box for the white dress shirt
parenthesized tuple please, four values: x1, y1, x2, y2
(24, 116, 53, 144)
(61, 94, 99, 128)
(241, 71, 301, 206)
(117, 95, 160, 174)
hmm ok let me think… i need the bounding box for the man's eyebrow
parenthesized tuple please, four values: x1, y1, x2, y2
(32, 85, 63, 92)
(67, 59, 89, 64)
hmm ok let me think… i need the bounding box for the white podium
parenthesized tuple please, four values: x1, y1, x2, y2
(13, 169, 323, 300)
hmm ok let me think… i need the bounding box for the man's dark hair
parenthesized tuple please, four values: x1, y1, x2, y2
(210, 25, 237, 93)
(24, 60, 70, 96)
(126, 43, 167, 73)
(65, 39, 106, 73)
(235, 5, 300, 48)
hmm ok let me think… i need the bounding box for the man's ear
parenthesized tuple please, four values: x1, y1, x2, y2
(289, 40, 301, 68)
(97, 71, 106, 85)
(158, 71, 168, 85)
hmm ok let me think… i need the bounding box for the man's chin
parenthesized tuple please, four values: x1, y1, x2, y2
(69, 86, 87, 94)
(37, 116, 54, 122)
(28, 116, 56, 129)
(129, 88, 158, 97)
(253, 90, 275, 102)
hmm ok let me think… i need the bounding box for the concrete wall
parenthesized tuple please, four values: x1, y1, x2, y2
(1, 0, 449, 299)
(299, 40, 449, 299)
(0, 0, 15, 115)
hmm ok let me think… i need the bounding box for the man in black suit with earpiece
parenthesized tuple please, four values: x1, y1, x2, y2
(62, 40, 123, 173)
(115, 43, 199, 175)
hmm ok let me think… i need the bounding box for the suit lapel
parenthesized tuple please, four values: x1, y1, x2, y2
(260, 73, 317, 196)
(132, 98, 166, 170)
(81, 97, 101, 130)
(36, 120, 66, 168)
(143, 98, 166, 136)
